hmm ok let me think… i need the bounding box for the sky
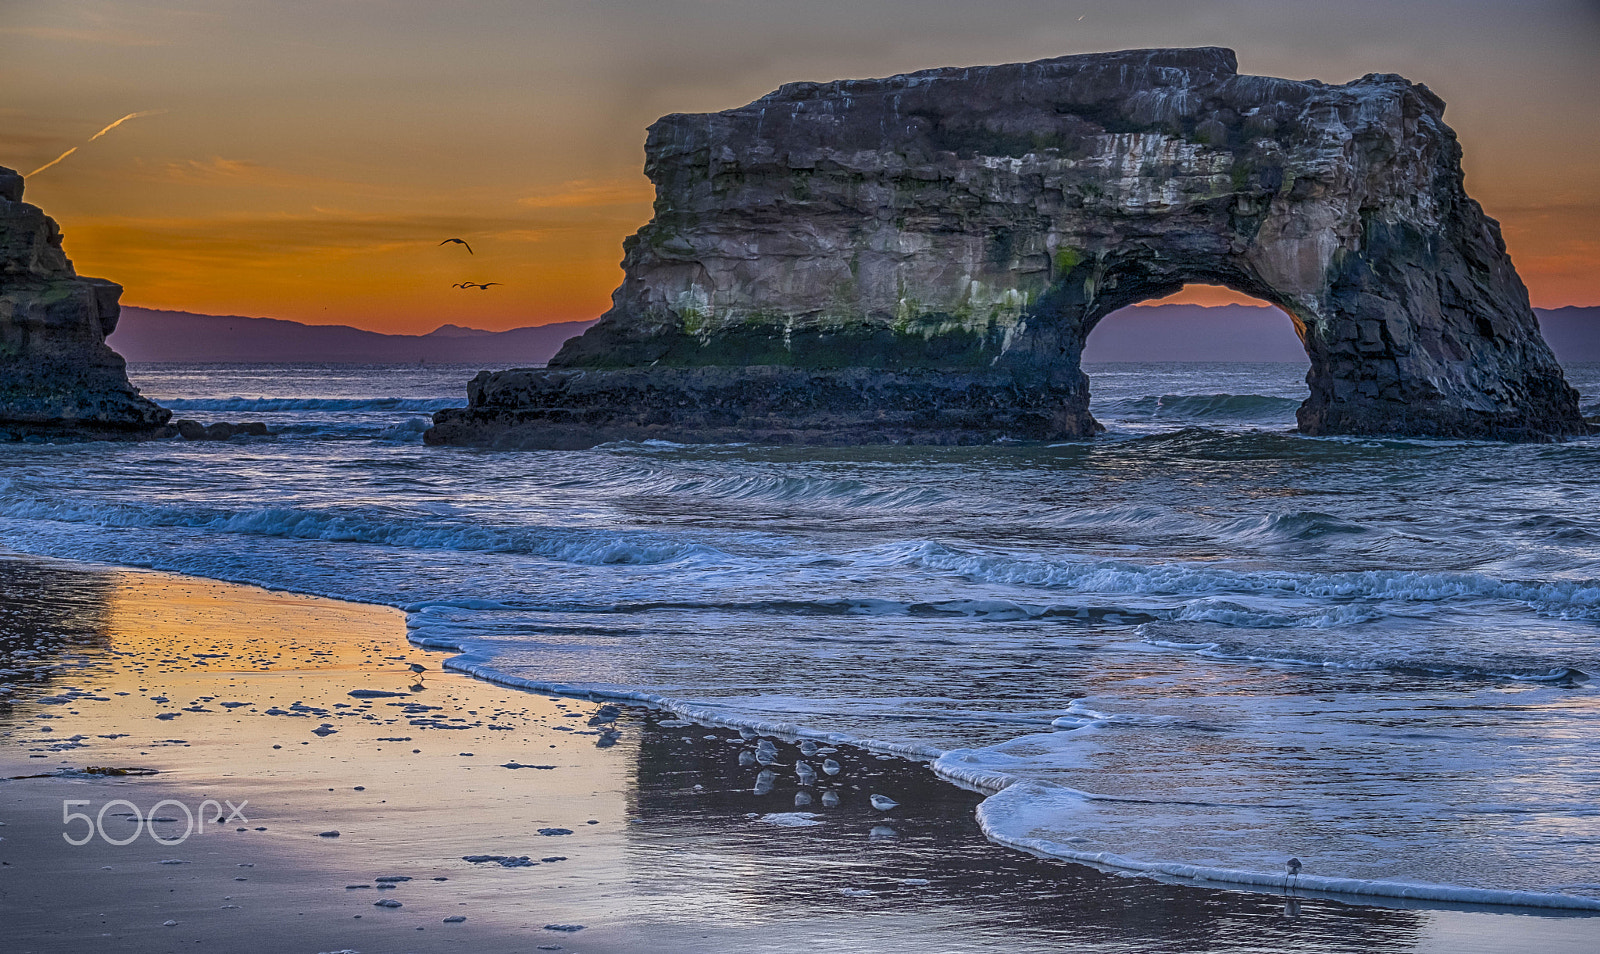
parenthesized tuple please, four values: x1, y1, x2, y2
(2, 0, 1597, 335)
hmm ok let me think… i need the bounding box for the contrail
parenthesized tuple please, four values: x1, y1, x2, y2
(88, 110, 165, 142)
(25, 110, 166, 178)
(27, 147, 78, 178)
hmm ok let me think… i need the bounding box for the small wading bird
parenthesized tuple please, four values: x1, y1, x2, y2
(453, 282, 501, 290)
(439, 238, 473, 254)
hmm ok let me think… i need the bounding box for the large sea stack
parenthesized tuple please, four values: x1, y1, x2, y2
(427, 47, 1585, 448)
(0, 165, 169, 439)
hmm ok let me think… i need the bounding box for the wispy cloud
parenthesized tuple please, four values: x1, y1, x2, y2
(0, 2, 213, 48)
(151, 156, 365, 192)
(72, 212, 586, 261)
(519, 177, 654, 209)
(159, 157, 269, 181)
(0, 24, 168, 47)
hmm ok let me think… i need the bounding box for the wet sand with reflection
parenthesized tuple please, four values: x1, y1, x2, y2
(0, 552, 1593, 953)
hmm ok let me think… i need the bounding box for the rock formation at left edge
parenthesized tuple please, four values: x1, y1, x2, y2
(0, 165, 169, 439)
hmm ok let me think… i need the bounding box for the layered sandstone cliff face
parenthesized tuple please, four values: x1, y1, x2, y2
(428, 47, 1585, 447)
(0, 166, 168, 439)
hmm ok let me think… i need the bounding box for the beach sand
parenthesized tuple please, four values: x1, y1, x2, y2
(1, 552, 1595, 953)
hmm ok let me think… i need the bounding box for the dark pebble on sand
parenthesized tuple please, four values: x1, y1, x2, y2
(463, 854, 537, 867)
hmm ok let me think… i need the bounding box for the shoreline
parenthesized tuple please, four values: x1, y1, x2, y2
(420, 612, 1600, 916)
(3, 552, 1597, 953)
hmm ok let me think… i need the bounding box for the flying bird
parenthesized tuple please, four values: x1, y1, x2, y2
(439, 238, 473, 254)
(453, 282, 501, 290)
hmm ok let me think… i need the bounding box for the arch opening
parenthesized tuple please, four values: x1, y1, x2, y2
(1081, 285, 1313, 434)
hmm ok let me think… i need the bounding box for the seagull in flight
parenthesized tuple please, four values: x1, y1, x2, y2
(453, 282, 501, 290)
(439, 238, 473, 254)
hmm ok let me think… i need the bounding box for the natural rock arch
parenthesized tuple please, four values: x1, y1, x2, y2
(428, 47, 1585, 448)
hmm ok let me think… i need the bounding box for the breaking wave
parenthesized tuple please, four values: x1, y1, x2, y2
(0, 495, 718, 567)
(891, 541, 1600, 620)
(1098, 393, 1301, 422)
(160, 396, 458, 412)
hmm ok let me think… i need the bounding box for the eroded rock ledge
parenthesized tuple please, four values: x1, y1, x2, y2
(0, 166, 169, 440)
(427, 47, 1585, 448)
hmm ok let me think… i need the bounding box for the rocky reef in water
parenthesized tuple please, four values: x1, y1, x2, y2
(426, 47, 1586, 448)
(0, 165, 170, 440)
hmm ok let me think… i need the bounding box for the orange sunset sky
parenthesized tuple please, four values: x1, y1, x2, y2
(3, 0, 1597, 335)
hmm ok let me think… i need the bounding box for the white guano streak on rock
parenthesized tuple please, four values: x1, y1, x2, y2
(1094, 133, 1222, 212)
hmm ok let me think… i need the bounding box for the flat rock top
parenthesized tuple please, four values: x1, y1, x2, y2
(645, 46, 1441, 166)
(748, 46, 1243, 106)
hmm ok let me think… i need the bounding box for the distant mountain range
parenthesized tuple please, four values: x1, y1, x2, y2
(1532, 306, 1600, 364)
(1081, 304, 1308, 362)
(111, 303, 1600, 365)
(112, 308, 596, 365)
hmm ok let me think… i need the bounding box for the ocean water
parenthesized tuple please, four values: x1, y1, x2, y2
(2, 359, 1598, 910)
